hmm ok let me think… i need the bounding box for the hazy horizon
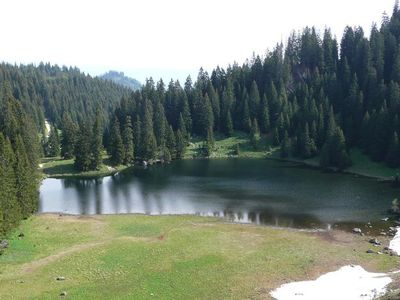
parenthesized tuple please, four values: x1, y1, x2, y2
(0, 0, 395, 83)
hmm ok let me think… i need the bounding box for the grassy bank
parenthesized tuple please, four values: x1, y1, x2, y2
(40, 156, 128, 179)
(0, 214, 398, 299)
(40, 133, 399, 180)
(185, 132, 399, 180)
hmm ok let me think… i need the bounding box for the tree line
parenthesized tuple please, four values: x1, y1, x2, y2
(90, 2, 400, 169)
(0, 83, 40, 237)
(3, 3, 400, 236)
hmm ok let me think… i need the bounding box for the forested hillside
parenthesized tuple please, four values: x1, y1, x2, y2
(103, 3, 400, 169)
(3, 4, 400, 237)
(0, 83, 40, 237)
(100, 71, 141, 91)
(0, 64, 130, 237)
(0, 63, 130, 132)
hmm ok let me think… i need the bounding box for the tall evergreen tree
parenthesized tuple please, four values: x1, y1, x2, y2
(91, 110, 103, 170)
(122, 116, 134, 165)
(141, 104, 157, 160)
(61, 113, 77, 159)
(74, 122, 93, 171)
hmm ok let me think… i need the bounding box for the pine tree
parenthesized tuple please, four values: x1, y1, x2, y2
(178, 113, 188, 141)
(141, 105, 157, 161)
(61, 113, 77, 159)
(122, 116, 134, 165)
(154, 101, 166, 147)
(133, 116, 142, 159)
(280, 131, 291, 158)
(165, 124, 176, 158)
(225, 110, 234, 137)
(74, 121, 93, 171)
(250, 118, 260, 150)
(204, 127, 214, 157)
(45, 124, 60, 157)
(320, 126, 351, 169)
(260, 95, 270, 133)
(175, 129, 186, 159)
(109, 117, 125, 165)
(249, 81, 261, 120)
(242, 97, 251, 132)
(14, 136, 37, 218)
(91, 110, 103, 170)
(0, 134, 20, 235)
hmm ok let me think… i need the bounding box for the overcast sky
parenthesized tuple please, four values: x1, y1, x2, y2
(0, 0, 395, 83)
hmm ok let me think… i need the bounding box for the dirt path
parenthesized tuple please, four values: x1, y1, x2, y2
(20, 236, 154, 274)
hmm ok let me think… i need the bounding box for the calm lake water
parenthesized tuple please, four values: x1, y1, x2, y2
(39, 159, 399, 229)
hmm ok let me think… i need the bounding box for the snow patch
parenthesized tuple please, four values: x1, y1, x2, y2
(389, 227, 400, 255)
(270, 265, 391, 300)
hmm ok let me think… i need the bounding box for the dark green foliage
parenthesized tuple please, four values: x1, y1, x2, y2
(154, 102, 166, 147)
(122, 116, 134, 165)
(91, 110, 103, 170)
(0, 134, 19, 236)
(386, 132, 400, 167)
(225, 111, 234, 137)
(233, 143, 240, 156)
(74, 122, 93, 172)
(0, 85, 40, 237)
(320, 126, 352, 169)
(45, 124, 60, 157)
(165, 125, 176, 158)
(250, 118, 260, 150)
(141, 104, 157, 160)
(280, 131, 291, 158)
(61, 113, 77, 159)
(109, 117, 125, 165)
(102, 3, 400, 172)
(175, 129, 186, 159)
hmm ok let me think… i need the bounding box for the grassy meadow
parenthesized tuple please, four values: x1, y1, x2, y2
(0, 214, 398, 299)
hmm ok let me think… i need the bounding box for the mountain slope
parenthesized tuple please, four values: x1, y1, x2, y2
(100, 71, 141, 91)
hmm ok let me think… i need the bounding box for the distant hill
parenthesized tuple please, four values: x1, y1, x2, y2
(100, 71, 141, 91)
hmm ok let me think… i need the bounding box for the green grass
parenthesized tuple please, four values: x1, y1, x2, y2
(185, 131, 272, 159)
(40, 155, 128, 179)
(185, 132, 398, 180)
(347, 148, 400, 179)
(0, 214, 398, 299)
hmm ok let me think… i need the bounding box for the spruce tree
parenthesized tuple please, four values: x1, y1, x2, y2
(175, 129, 186, 159)
(14, 136, 37, 218)
(0, 134, 19, 235)
(250, 118, 260, 150)
(225, 110, 234, 137)
(154, 101, 166, 147)
(91, 110, 103, 170)
(61, 113, 77, 159)
(74, 122, 92, 171)
(260, 95, 270, 133)
(122, 116, 134, 165)
(166, 124, 176, 158)
(46, 124, 60, 157)
(280, 131, 291, 158)
(133, 116, 142, 159)
(242, 97, 251, 132)
(110, 117, 125, 165)
(141, 105, 157, 161)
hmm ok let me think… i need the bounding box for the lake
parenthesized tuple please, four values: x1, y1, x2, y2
(39, 159, 399, 230)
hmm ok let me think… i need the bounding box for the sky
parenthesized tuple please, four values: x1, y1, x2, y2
(0, 0, 396, 83)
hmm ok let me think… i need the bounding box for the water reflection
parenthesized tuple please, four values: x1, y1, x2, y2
(39, 159, 399, 229)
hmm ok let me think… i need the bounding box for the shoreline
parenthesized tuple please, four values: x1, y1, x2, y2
(40, 155, 396, 182)
(1, 214, 399, 299)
